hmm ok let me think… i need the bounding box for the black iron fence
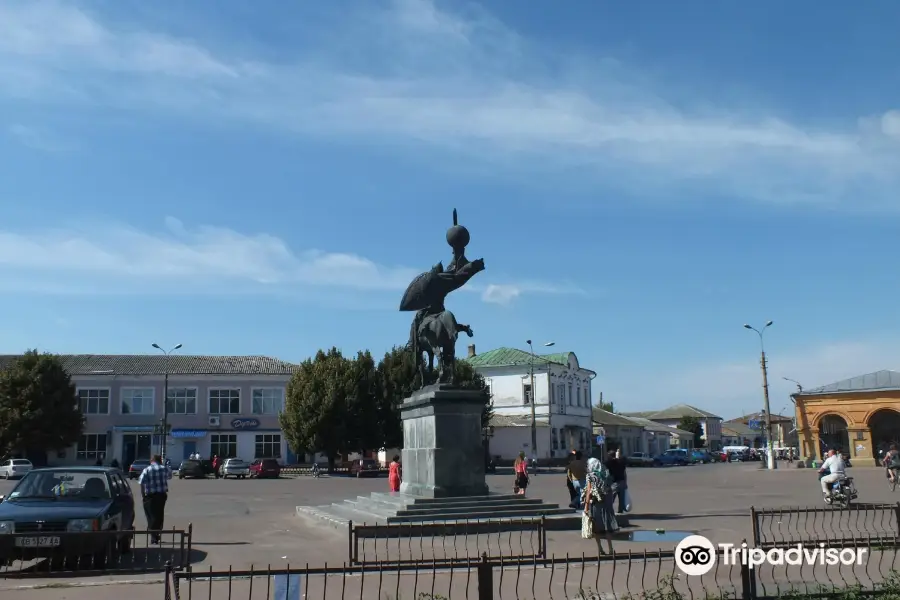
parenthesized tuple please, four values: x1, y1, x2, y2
(1, 525, 192, 579)
(348, 518, 546, 565)
(751, 503, 900, 549)
(164, 543, 900, 600)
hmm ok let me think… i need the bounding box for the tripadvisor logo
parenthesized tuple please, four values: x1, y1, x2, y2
(675, 535, 867, 577)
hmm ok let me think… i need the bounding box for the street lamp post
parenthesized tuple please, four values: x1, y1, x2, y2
(152, 343, 183, 462)
(783, 377, 804, 459)
(744, 321, 775, 470)
(526, 340, 555, 465)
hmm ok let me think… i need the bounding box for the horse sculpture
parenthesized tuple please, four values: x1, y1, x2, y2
(408, 308, 473, 386)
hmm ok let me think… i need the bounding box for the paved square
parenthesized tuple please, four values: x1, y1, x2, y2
(2, 462, 897, 595)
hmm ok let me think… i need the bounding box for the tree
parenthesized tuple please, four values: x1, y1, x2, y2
(280, 348, 352, 470)
(677, 416, 705, 448)
(599, 401, 615, 413)
(344, 350, 382, 454)
(0, 350, 83, 462)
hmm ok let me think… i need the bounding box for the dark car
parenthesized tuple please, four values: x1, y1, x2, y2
(127, 459, 151, 480)
(178, 459, 210, 479)
(249, 459, 281, 479)
(0, 467, 135, 568)
(349, 458, 380, 477)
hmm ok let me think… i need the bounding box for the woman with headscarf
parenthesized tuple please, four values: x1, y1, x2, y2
(582, 457, 618, 554)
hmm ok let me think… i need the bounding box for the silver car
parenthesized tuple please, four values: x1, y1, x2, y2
(0, 459, 33, 479)
(220, 458, 250, 479)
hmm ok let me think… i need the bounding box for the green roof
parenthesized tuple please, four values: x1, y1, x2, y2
(591, 408, 642, 427)
(466, 347, 564, 368)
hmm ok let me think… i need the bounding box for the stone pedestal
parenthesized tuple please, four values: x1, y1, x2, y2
(400, 384, 489, 498)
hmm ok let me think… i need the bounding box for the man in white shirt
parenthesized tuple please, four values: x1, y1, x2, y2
(819, 449, 846, 497)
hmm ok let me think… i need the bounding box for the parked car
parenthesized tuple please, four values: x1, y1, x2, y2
(127, 459, 151, 480)
(626, 452, 656, 467)
(0, 459, 33, 480)
(178, 459, 210, 479)
(349, 458, 380, 477)
(219, 458, 250, 479)
(656, 449, 689, 466)
(249, 459, 281, 479)
(691, 450, 713, 464)
(0, 467, 135, 568)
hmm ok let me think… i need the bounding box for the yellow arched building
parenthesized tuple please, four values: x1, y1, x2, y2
(795, 370, 900, 464)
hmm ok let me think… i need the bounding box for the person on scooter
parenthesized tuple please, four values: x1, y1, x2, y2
(883, 443, 900, 483)
(819, 448, 846, 500)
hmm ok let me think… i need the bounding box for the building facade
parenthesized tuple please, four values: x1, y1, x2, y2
(590, 409, 695, 457)
(795, 370, 900, 465)
(466, 345, 595, 461)
(0, 355, 297, 467)
(623, 404, 723, 451)
(723, 413, 797, 450)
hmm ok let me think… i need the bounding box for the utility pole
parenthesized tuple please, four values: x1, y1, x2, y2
(744, 322, 775, 470)
(152, 343, 183, 462)
(526, 340, 554, 466)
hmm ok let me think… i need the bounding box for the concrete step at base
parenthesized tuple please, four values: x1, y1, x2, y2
(396, 501, 559, 516)
(387, 507, 576, 523)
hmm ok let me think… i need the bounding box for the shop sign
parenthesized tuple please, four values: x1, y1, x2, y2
(231, 418, 260, 430)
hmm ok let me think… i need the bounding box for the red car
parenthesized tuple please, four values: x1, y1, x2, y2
(249, 458, 281, 478)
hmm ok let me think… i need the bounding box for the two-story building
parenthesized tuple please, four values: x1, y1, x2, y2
(466, 345, 595, 461)
(724, 412, 797, 450)
(0, 354, 298, 467)
(622, 404, 724, 451)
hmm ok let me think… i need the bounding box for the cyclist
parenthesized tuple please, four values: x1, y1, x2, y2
(883, 443, 900, 483)
(311, 462, 320, 478)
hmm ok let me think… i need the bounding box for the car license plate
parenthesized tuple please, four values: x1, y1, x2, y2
(15, 536, 61, 548)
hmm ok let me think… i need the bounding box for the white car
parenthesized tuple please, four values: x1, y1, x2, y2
(0, 459, 33, 479)
(220, 458, 250, 479)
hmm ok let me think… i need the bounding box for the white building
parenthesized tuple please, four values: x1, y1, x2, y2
(622, 404, 724, 451)
(466, 345, 595, 461)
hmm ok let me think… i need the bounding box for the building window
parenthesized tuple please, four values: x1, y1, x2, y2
(252, 388, 284, 415)
(121, 388, 155, 415)
(167, 388, 197, 414)
(77, 433, 107, 461)
(576, 387, 581, 407)
(557, 384, 565, 405)
(255, 434, 282, 459)
(210, 433, 238, 458)
(209, 389, 241, 415)
(78, 389, 110, 415)
(523, 383, 532, 405)
(550, 383, 555, 404)
(568, 384, 573, 406)
(551, 428, 558, 450)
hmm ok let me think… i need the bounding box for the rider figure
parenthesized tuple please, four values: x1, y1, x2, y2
(884, 443, 900, 483)
(819, 448, 846, 500)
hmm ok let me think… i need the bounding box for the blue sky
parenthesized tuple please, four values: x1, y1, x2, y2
(1, 0, 899, 419)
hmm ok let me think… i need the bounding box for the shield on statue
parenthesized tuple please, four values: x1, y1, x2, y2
(399, 267, 441, 312)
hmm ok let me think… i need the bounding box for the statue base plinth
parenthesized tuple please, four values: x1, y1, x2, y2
(400, 384, 489, 498)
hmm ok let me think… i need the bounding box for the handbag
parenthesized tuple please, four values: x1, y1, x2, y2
(581, 512, 594, 539)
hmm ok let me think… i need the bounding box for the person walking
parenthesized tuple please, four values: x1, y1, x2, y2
(582, 457, 618, 555)
(604, 449, 628, 514)
(388, 455, 402, 492)
(212, 455, 220, 479)
(138, 454, 172, 544)
(567, 450, 587, 509)
(513, 451, 529, 495)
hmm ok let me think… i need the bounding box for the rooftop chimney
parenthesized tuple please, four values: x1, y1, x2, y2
(467, 344, 476, 358)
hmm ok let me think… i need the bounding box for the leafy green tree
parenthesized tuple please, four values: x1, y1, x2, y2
(280, 348, 351, 470)
(0, 350, 83, 462)
(599, 401, 615, 413)
(345, 350, 382, 454)
(677, 416, 705, 448)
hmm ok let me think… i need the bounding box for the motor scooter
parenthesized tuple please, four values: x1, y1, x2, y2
(819, 467, 858, 508)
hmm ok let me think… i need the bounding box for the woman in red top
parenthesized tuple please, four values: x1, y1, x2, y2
(514, 451, 528, 495)
(389, 455, 401, 492)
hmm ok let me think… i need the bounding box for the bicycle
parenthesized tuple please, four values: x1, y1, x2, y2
(888, 464, 900, 492)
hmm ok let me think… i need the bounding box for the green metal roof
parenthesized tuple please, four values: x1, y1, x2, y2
(465, 347, 562, 368)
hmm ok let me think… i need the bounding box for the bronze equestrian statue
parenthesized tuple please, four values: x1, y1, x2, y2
(400, 209, 485, 388)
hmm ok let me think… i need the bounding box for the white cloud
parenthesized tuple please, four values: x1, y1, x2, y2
(6, 124, 73, 153)
(608, 340, 900, 419)
(481, 284, 521, 305)
(0, 218, 565, 301)
(0, 1, 897, 207)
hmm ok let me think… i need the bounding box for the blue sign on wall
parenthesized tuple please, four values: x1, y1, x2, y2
(595, 435, 605, 445)
(231, 418, 260, 430)
(171, 430, 208, 439)
(748, 420, 762, 430)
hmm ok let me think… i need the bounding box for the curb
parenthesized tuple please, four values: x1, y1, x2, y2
(2, 578, 163, 591)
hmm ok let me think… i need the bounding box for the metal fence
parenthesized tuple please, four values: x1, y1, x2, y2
(280, 465, 388, 476)
(348, 518, 546, 565)
(165, 545, 900, 600)
(751, 503, 900, 549)
(1, 525, 192, 579)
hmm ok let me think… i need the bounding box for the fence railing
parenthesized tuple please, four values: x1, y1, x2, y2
(348, 518, 546, 565)
(280, 465, 389, 476)
(1, 525, 192, 579)
(165, 543, 900, 600)
(751, 503, 900, 549)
